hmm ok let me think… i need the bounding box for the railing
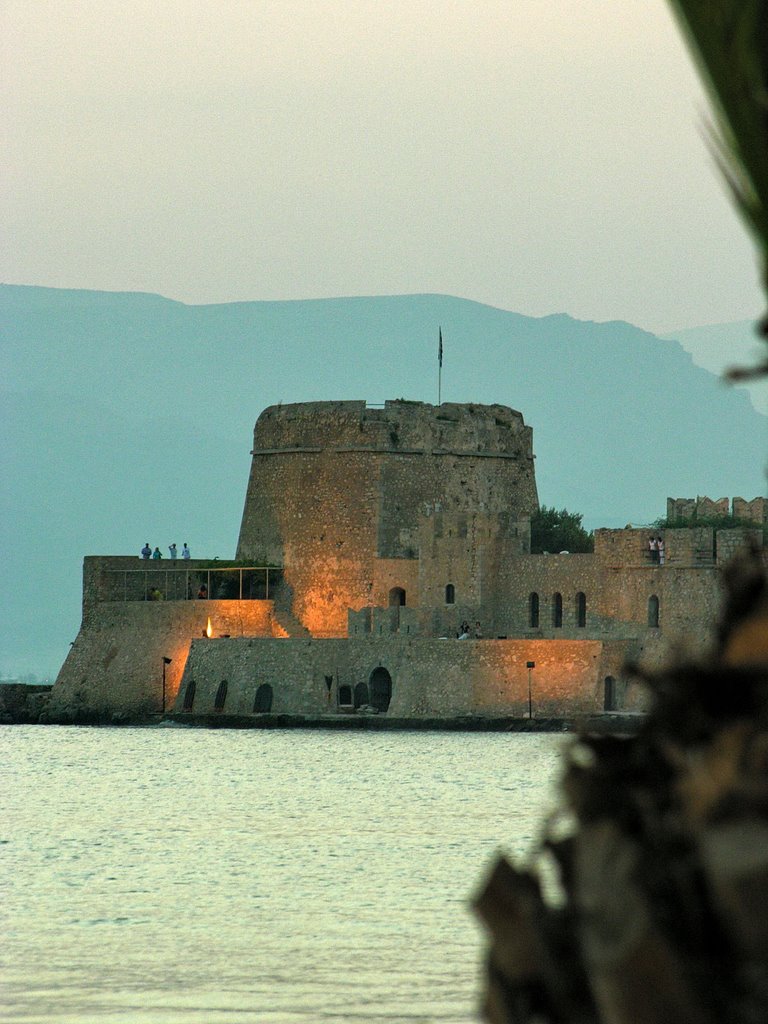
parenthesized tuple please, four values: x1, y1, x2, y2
(97, 566, 283, 603)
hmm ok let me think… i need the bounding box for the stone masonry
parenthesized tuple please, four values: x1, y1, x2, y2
(236, 401, 538, 637)
(49, 401, 767, 722)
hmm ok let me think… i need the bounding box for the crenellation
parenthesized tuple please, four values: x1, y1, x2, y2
(732, 496, 767, 523)
(667, 495, 766, 522)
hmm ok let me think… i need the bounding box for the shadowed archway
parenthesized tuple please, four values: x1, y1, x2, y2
(253, 683, 273, 713)
(604, 676, 617, 712)
(182, 679, 196, 711)
(354, 682, 369, 708)
(369, 667, 392, 712)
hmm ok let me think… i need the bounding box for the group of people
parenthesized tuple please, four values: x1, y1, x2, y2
(648, 536, 666, 565)
(140, 542, 191, 560)
(457, 620, 483, 640)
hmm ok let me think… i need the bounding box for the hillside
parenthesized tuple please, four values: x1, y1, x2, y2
(2, 285, 766, 676)
(665, 319, 768, 415)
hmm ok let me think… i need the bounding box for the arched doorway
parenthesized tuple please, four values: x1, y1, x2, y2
(388, 587, 406, 606)
(338, 684, 352, 707)
(529, 592, 539, 628)
(369, 667, 392, 712)
(183, 679, 196, 711)
(214, 680, 228, 711)
(253, 683, 273, 713)
(354, 682, 369, 708)
(648, 595, 660, 628)
(552, 593, 563, 628)
(575, 592, 587, 628)
(604, 676, 617, 712)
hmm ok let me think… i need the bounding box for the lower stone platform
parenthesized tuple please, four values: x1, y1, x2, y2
(165, 711, 644, 734)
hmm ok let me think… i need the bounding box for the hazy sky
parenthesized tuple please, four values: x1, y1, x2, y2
(3, 0, 765, 332)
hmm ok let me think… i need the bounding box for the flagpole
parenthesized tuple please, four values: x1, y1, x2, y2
(438, 327, 443, 406)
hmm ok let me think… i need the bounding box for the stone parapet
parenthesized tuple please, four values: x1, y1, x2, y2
(172, 636, 644, 720)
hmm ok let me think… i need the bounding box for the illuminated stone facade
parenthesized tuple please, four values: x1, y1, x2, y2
(236, 400, 538, 637)
(48, 400, 766, 724)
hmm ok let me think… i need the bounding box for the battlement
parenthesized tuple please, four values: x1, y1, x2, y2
(667, 496, 767, 523)
(251, 400, 532, 458)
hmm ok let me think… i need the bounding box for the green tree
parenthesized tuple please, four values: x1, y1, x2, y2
(530, 505, 594, 554)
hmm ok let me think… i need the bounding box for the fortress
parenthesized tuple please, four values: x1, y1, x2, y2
(48, 400, 766, 725)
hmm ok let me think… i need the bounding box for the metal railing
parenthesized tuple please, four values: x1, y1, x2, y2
(98, 566, 283, 603)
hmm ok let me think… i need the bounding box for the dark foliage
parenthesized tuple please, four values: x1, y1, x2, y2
(530, 506, 594, 554)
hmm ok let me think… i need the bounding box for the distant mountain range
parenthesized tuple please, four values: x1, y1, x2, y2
(2, 284, 766, 677)
(663, 319, 768, 416)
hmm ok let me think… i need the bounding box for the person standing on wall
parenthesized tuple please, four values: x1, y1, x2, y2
(182, 543, 191, 559)
(169, 543, 178, 559)
(152, 547, 162, 559)
(141, 542, 151, 559)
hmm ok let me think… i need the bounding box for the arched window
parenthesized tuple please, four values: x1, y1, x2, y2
(389, 587, 406, 607)
(182, 679, 196, 711)
(445, 584, 455, 605)
(553, 593, 563, 628)
(338, 684, 352, 706)
(369, 667, 392, 712)
(354, 682, 369, 708)
(529, 593, 540, 628)
(604, 676, 616, 711)
(214, 679, 228, 711)
(575, 592, 587, 628)
(648, 595, 660, 628)
(253, 683, 273, 713)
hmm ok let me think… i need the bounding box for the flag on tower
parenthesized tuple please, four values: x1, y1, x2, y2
(438, 327, 443, 367)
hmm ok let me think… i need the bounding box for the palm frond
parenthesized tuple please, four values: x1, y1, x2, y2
(668, 2, 768, 353)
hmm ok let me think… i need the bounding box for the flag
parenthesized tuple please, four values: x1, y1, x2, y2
(438, 327, 443, 368)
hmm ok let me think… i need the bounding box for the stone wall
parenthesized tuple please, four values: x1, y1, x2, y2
(716, 528, 764, 563)
(667, 496, 766, 523)
(348, 524, 762, 665)
(0, 683, 52, 723)
(172, 636, 644, 719)
(48, 401, 765, 725)
(592, 527, 717, 567)
(235, 400, 538, 636)
(733, 496, 767, 523)
(488, 546, 725, 666)
(49, 597, 277, 719)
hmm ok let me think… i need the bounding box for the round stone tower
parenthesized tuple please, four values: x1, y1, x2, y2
(236, 400, 538, 635)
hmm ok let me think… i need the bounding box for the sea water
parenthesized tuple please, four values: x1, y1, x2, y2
(1, 726, 565, 1023)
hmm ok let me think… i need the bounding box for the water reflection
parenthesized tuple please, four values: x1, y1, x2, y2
(2, 727, 564, 1023)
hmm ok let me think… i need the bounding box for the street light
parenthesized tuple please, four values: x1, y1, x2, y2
(526, 661, 535, 719)
(161, 656, 172, 714)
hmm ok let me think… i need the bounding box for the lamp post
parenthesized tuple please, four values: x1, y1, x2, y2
(161, 656, 172, 714)
(526, 661, 535, 719)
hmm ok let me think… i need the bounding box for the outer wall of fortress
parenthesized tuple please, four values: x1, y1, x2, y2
(48, 400, 765, 724)
(47, 567, 638, 722)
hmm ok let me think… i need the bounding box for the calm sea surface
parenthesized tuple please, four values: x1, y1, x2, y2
(1, 726, 565, 1024)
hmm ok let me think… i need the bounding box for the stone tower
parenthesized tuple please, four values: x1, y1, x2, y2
(236, 400, 538, 635)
